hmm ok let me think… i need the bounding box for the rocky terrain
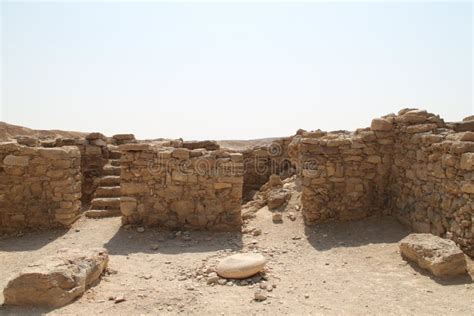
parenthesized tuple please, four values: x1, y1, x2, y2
(1, 195, 473, 315)
(0, 110, 473, 314)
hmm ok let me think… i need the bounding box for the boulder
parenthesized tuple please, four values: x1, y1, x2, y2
(3, 248, 109, 307)
(216, 253, 267, 279)
(399, 233, 467, 277)
(267, 189, 291, 210)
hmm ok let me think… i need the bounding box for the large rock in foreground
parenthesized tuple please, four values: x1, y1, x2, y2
(3, 248, 109, 307)
(216, 253, 267, 279)
(399, 234, 467, 277)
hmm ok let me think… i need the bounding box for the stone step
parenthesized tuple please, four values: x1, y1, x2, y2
(84, 209, 121, 218)
(102, 165, 121, 176)
(91, 197, 121, 210)
(110, 159, 121, 167)
(109, 151, 121, 160)
(98, 176, 120, 187)
(95, 186, 121, 198)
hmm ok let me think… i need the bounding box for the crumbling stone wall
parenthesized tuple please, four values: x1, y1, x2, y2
(120, 144, 243, 231)
(296, 109, 473, 255)
(0, 142, 82, 232)
(388, 109, 474, 255)
(294, 128, 393, 224)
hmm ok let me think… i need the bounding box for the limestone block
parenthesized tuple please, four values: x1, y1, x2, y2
(121, 182, 148, 195)
(3, 248, 109, 307)
(460, 153, 474, 170)
(461, 182, 474, 194)
(172, 148, 190, 159)
(120, 197, 137, 216)
(3, 155, 29, 167)
(370, 118, 393, 131)
(399, 234, 467, 277)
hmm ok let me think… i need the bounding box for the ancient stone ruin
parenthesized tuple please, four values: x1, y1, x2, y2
(119, 144, 243, 230)
(0, 108, 473, 308)
(0, 109, 472, 253)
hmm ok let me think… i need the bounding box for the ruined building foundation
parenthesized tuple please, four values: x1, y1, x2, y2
(0, 109, 472, 256)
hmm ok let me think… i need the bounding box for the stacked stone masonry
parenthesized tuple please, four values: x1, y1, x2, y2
(120, 144, 243, 231)
(291, 127, 393, 223)
(294, 109, 473, 255)
(0, 142, 82, 232)
(388, 110, 474, 256)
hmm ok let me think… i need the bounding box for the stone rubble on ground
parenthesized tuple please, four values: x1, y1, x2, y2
(399, 233, 467, 277)
(3, 248, 109, 307)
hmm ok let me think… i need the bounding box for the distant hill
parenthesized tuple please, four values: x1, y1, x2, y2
(0, 121, 87, 141)
(0, 121, 283, 150)
(216, 138, 279, 150)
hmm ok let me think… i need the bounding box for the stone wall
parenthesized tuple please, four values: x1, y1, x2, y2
(0, 142, 82, 232)
(388, 109, 474, 255)
(295, 109, 473, 255)
(120, 144, 243, 231)
(294, 128, 393, 224)
(77, 133, 112, 205)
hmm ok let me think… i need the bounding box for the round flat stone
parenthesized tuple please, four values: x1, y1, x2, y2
(216, 253, 267, 279)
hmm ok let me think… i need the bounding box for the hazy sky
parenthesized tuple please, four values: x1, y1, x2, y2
(1, 1, 472, 140)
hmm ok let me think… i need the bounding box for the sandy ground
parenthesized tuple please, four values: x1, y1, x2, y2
(0, 209, 473, 315)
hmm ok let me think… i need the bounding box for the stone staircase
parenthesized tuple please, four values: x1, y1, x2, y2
(85, 148, 122, 218)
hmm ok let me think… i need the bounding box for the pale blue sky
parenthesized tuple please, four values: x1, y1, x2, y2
(1, 1, 472, 140)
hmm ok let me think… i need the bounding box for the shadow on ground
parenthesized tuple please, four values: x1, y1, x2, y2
(304, 215, 411, 251)
(103, 227, 243, 256)
(0, 229, 68, 252)
(405, 260, 473, 286)
(0, 304, 54, 315)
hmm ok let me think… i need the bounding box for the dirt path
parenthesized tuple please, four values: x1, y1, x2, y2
(1, 209, 473, 315)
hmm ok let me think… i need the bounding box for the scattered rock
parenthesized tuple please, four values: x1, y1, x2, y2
(150, 244, 159, 251)
(254, 290, 267, 302)
(206, 272, 219, 284)
(399, 233, 467, 277)
(137, 227, 145, 233)
(267, 189, 291, 210)
(216, 253, 267, 279)
(272, 213, 283, 223)
(287, 212, 296, 221)
(253, 228, 262, 236)
(114, 296, 126, 304)
(3, 248, 108, 307)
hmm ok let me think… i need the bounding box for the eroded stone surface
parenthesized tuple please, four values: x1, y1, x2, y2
(3, 248, 109, 307)
(399, 234, 467, 277)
